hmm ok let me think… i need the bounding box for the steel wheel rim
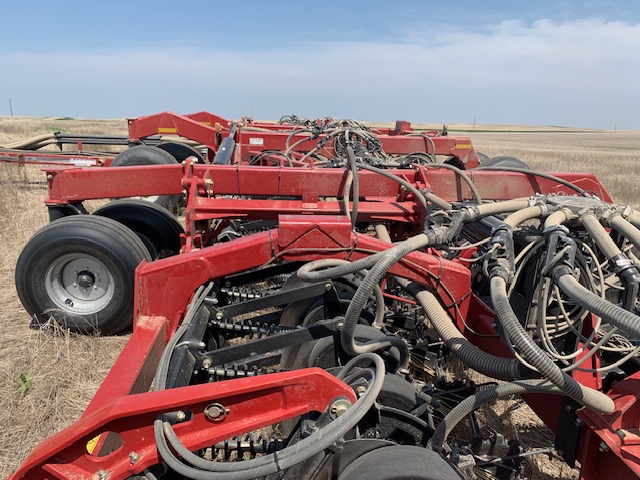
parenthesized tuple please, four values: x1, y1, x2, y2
(44, 253, 114, 314)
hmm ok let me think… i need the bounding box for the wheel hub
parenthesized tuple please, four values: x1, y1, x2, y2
(76, 271, 95, 288)
(44, 253, 115, 314)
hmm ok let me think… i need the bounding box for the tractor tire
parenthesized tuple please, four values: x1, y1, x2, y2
(480, 155, 530, 169)
(338, 445, 459, 480)
(156, 141, 204, 164)
(15, 215, 151, 335)
(94, 199, 184, 259)
(111, 145, 181, 212)
(477, 151, 491, 164)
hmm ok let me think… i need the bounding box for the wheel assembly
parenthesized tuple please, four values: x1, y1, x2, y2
(110, 144, 182, 211)
(15, 215, 151, 334)
(155, 141, 204, 164)
(94, 199, 184, 259)
(479, 154, 530, 168)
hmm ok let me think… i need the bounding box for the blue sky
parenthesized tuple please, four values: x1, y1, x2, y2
(1, 1, 639, 129)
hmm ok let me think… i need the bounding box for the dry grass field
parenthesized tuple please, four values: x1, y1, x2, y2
(0, 116, 638, 479)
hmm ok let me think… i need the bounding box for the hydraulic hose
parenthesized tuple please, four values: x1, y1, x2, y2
(353, 162, 439, 211)
(554, 272, 640, 339)
(297, 233, 429, 284)
(581, 213, 623, 259)
(375, 224, 521, 380)
(473, 199, 530, 218)
(581, 212, 640, 310)
(428, 380, 564, 452)
(3, 133, 56, 150)
(421, 163, 483, 204)
(609, 213, 640, 251)
(503, 205, 544, 228)
(544, 208, 574, 228)
(490, 276, 614, 413)
(154, 353, 386, 479)
(401, 280, 522, 381)
(339, 235, 432, 366)
(297, 258, 385, 328)
(346, 145, 359, 229)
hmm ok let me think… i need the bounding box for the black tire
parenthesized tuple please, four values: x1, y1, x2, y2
(338, 446, 459, 480)
(94, 199, 184, 259)
(111, 145, 181, 212)
(15, 216, 152, 335)
(477, 151, 491, 164)
(480, 155, 530, 169)
(155, 141, 204, 164)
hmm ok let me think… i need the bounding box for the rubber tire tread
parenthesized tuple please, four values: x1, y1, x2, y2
(480, 155, 530, 169)
(94, 199, 184, 259)
(156, 141, 204, 164)
(338, 445, 459, 480)
(111, 145, 181, 211)
(15, 215, 152, 335)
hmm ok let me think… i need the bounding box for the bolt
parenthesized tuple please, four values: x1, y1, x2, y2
(204, 402, 229, 421)
(336, 322, 344, 331)
(175, 411, 186, 422)
(95, 470, 109, 480)
(324, 283, 332, 291)
(300, 420, 318, 437)
(211, 298, 219, 305)
(202, 358, 212, 369)
(575, 418, 585, 427)
(329, 398, 351, 418)
(355, 385, 367, 397)
(46, 174, 54, 181)
(598, 441, 610, 453)
(565, 405, 574, 413)
(215, 312, 224, 320)
(129, 451, 139, 465)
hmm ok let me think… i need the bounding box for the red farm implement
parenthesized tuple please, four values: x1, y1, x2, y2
(8, 112, 640, 480)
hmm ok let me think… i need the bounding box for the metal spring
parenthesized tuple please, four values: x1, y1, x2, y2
(219, 287, 262, 303)
(211, 319, 300, 339)
(208, 364, 286, 382)
(214, 435, 287, 461)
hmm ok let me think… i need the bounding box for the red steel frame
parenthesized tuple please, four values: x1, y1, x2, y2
(10, 126, 639, 479)
(3, 110, 480, 168)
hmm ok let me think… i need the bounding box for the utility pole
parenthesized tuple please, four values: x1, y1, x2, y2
(9, 98, 13, 117)
(472, 116, 476, 131)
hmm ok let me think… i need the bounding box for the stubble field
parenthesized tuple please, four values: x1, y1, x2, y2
(0, 116, 638, 479)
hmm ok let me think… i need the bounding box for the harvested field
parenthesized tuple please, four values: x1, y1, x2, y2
(0, 117, 639, 479)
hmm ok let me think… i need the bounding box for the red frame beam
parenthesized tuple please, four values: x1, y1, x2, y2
(42, 164, 614, 205)
(11, 369, 355, 480)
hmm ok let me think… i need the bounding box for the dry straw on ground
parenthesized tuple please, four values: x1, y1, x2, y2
(0, 117, 638, 479)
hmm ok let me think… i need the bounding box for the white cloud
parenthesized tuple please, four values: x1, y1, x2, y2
(1, 18, 639, 128)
